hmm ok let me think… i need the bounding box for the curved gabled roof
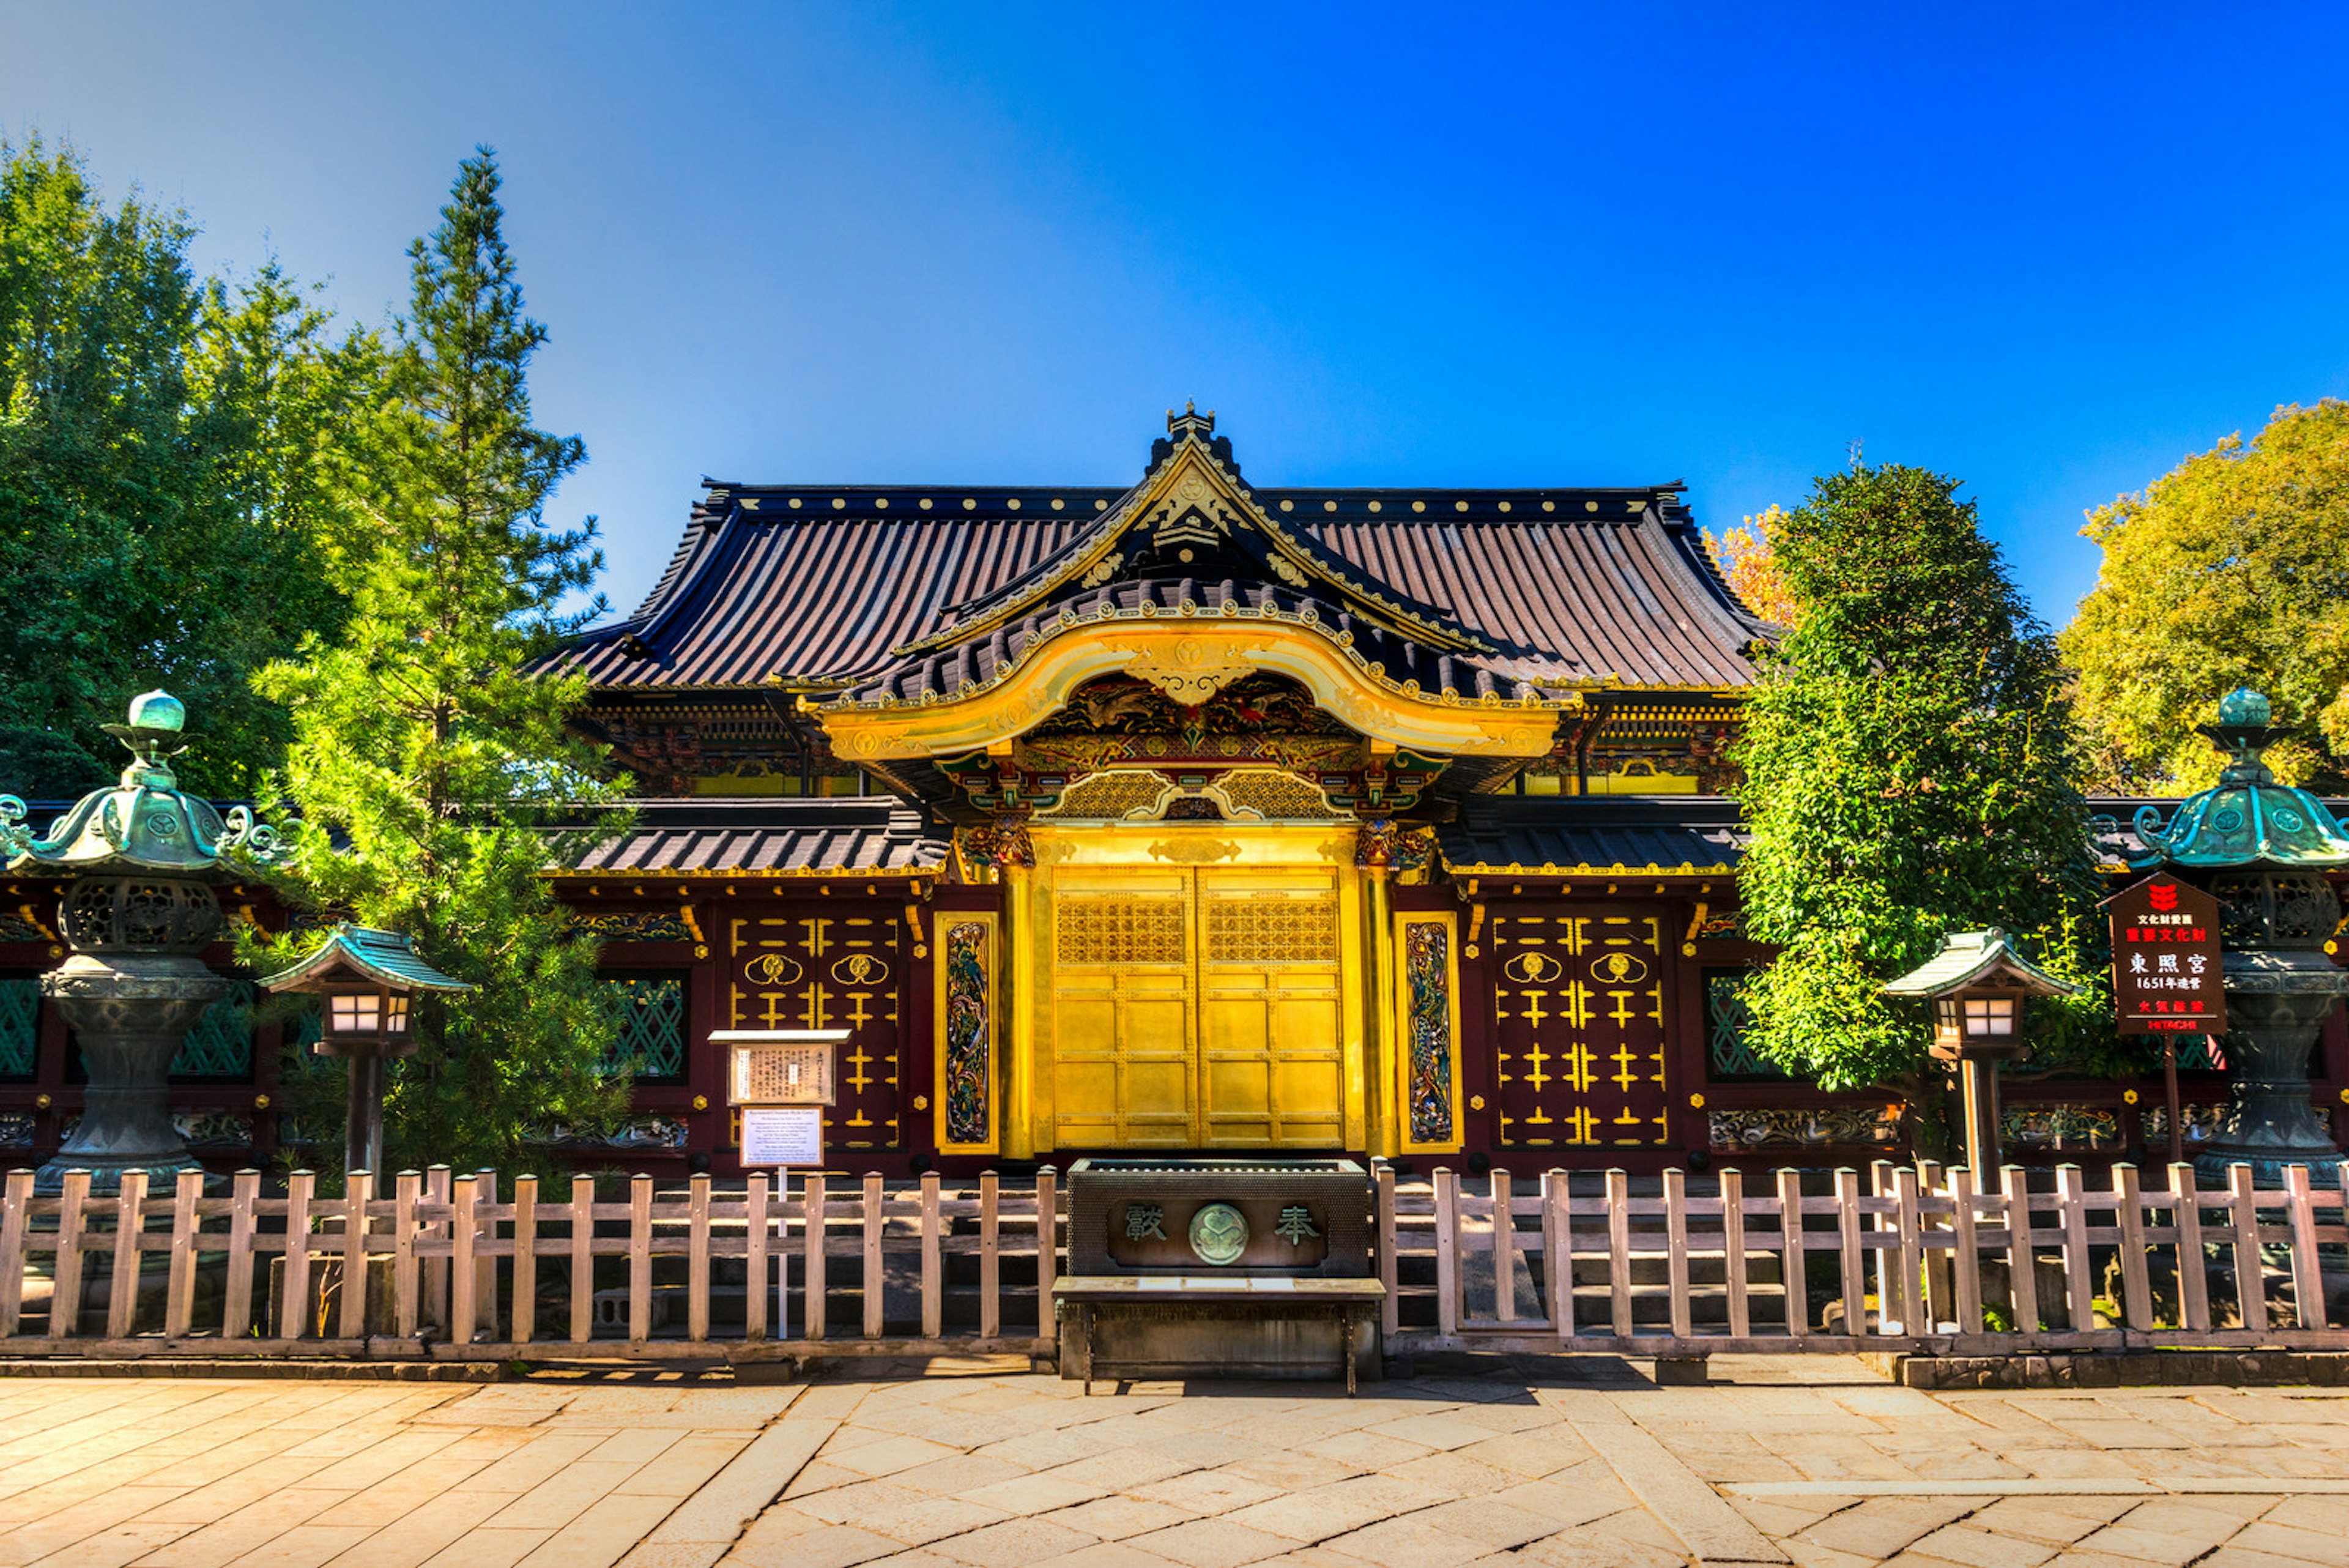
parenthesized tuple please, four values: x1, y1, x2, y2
(542, 418, 1770, 695)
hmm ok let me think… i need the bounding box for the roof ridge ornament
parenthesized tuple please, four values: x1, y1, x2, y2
(1166, 399, 1215, 439)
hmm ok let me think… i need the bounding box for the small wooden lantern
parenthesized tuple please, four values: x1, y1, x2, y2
(260, 925, 471, 1178)
(1885, 930, 2077, 1185)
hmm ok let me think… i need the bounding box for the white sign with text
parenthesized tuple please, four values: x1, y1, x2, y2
(739, 1105, 825, 1166)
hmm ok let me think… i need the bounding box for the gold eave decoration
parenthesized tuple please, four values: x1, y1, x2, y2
(888, 433, 1489, 660)
(826, 615, 1565, 763)
(543, 864, 935, 880)
(1439, 858, 1736, 877)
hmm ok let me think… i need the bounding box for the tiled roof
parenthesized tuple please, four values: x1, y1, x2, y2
(545, 459, 1768, 695)
(557, 798, 948, 877)
(1438, 797, 1746, 876)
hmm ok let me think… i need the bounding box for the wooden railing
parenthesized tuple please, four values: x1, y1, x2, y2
(0, 1167, 1058, 1362)
(1379, 1160, 2349, 1356)
(5, 1157, 2346, 1364)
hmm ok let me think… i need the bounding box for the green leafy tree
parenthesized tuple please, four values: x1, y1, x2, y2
(2063, 400, 2349, 793)
(253, 149, 631, 1175)
(0, 138, 370, 795)
(1734, 464, 2114, 1143)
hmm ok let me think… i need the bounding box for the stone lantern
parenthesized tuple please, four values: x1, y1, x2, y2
(1884, 929, 2079, 1186)
(2129, 688, 2349, 1186)
(258, 926, 470, 1179)
(0, 692, 294, 1193)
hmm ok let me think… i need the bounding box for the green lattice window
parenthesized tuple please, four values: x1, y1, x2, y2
(0, 977, 37, 1079)
(599, 974, 687, 1081)
(1705, 970, 1787, 1080)
(171, 981, 254, 1079)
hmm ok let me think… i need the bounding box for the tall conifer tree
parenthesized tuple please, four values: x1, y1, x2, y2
(1733, 464, 2110, 1136)
(256, 150, 629, 1174)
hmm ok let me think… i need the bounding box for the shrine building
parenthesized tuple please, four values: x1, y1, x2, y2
(535, 407, 1824, 1175)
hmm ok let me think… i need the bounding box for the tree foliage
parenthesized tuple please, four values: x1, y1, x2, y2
(0, 138, 374, 795)
(251, 150, 630, 1176)
(1734, 465, 2113, 1118)
(2063, 401, 2349, 793)
(1706, 503, 1800, 625)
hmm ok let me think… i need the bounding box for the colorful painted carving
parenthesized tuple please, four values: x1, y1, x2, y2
(1405, 921, 1455, 1145)
(943, 921, 992, 1147)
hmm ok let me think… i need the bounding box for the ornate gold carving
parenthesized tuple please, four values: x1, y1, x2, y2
(1055, 895, 1187, 965)
(1124, 639, 1257, 705)
(1079, 551, 1124, 589)
(1206, 896, 1337, 963)
(1145, 837, 1243, 864)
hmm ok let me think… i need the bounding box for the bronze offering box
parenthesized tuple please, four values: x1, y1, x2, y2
(1059, 1158, 1381, 1387)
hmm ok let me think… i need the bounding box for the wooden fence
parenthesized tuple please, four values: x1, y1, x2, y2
(3, 1158, 2347, 1364)
(0, 1167, 1057, 1362)
(1380, 1159, 2349, 1358)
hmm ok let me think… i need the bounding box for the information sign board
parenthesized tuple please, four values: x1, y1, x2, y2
(2103, 872, 2227, 1035)
(740, 1105, 826, 1166)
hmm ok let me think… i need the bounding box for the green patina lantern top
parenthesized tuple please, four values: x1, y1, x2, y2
(2130, 687, 2349, 871)
(0, 690, 295, 877)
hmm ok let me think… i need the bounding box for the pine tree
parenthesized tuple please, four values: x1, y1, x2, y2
(254, 149, 631, 1175)
(1733, 464, 2113, 1139)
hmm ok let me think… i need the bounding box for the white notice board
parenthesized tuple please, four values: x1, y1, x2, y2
(740, 1106, 825, 1166)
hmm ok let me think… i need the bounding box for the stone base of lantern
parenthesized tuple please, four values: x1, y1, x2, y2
(35, 954, 229, 1196)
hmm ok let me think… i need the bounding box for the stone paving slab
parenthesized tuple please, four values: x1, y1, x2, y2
(0, 1358, 2346, 1564)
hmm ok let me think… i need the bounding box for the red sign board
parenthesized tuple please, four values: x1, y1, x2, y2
(2102, 872, 2227, 1036)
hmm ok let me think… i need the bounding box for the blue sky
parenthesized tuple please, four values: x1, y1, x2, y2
(6, 4, 2346, 629)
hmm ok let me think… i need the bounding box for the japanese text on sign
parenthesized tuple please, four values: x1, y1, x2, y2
(2102, 873, 2227, 1036)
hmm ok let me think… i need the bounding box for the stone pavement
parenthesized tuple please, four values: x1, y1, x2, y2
(0, 1356, 2345, 1567)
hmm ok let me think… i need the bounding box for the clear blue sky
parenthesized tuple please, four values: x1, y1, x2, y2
(6, 4, 2346, 629)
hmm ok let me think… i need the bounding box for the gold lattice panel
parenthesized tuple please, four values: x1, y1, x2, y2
(1212, 770, 1342, 820)
(1045, 771, 1172, 820)
(1206, 896, 1338, 964)
(1056, 896, 1188, 965)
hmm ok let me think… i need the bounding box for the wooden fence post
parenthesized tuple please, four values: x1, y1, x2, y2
(1917, 1159, 1952, 1327)
(422, 1165, 450, 1331)
(1490, 1167, 1516, 1323)
(473, 1169, 498, 1336)
(1377, 1164, 1400, 1340)
(1893, 1165, 1923, 1334)
(803, 1172, 828, 1342)
(449, 1173, 478, 1347)
(0, 1169, 30, 1337)
(1950, 1167, 1983, 1334)
(687, 1173, 712, 1343)
(1605, 1167, 1632, 1338)
(2055, 1164, 2093, 1331)
(1833, 1167, 1863, 1336)
(1776, 1167, 1808, 1337)
(1720, 1167, 1748, 1339)
(222, 1170, 261, 1340)
(108, 1169, 147, 1340)
(510, 1175, 536, 1345)
(281, 1170, 316, 1341)
(861, 1173, 886, 1339)
(2115, 1165, 2153, 1331)
(2283, 1164, 2328, 1330)
(53, 1168, 89, 1338)
(979, 1172, 1001, 1341)
(1434, 1167, 1461, 1339)
(1035, 1167, 1057, 1349)
(393, 1170, 421, 1340)
(1663, 1167, 1692, 1339)
(1542, 1169, 1572, 1342)
(165, 1169, 202, 1339)
(919, 1172, 943, 1340)
(2001, 1165, 2038, 1334)
(339, 1170, 373, 1342)
(569, 1175, 594, 1344)
(2170, 1162, 2210, 1333)
(2227, 1162, 2262, 1329)
(627, 1173, 653, 1345)
(744, 1173, 770, 1342)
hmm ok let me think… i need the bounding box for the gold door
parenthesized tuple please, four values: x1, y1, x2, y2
(1042, 845, 1351, 1150)
(1198, 868, 1344, 1147)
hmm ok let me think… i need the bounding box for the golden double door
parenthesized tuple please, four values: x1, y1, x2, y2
(1044, 856, 1353, 1148)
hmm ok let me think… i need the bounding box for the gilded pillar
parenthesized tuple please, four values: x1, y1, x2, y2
(1363, 864, 1397, 1158)
(1003, 859, 1037, 1160)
